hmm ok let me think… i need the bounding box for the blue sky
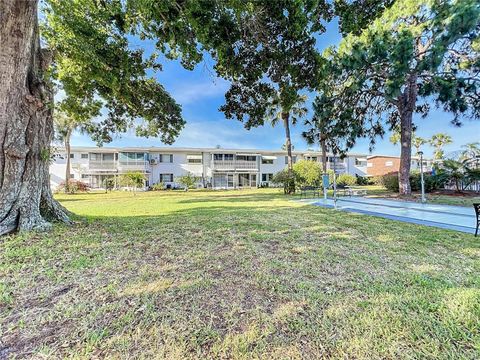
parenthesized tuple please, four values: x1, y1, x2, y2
(71, 19, 479, 158)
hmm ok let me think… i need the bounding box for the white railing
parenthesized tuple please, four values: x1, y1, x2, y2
(118, 161, 149, 171)
(213, 160, 257, 170)
(89, 161, 116, 170)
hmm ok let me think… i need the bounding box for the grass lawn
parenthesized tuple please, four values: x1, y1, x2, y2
(1, 189, 480, 359)
(354, 185, 480, 207)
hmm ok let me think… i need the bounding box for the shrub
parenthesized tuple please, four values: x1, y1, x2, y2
(356, 175, 375, 186)
(380, 171, 447, 193)
(57, 179, 89, 194)
(379, 173, 399, 192)
(176, 172, 201, 190)
(292, 160, 322, 187)
(120, 172, 146, 195)
(103, 177, 115, 192)
(272, 169, 296, 194)
(151, 182, 165, 191)
(336, 173, 357, 187)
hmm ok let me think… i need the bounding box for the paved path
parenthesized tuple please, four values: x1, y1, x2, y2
(304, 197, 477, 234)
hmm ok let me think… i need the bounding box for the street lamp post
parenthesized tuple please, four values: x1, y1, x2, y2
(418, 151, 426, 203)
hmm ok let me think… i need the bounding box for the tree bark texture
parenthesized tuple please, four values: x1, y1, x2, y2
(64, 130, 71, 193)
(397, 73, 418, 196)
(320, 136, 327, 174)
(0, 0, 71, 235)
(282, 112, 295, 194)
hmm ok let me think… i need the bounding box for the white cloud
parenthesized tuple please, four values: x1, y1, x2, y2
(170, 79, 230, 105)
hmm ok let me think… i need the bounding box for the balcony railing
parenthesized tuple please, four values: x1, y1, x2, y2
(213, 160, 257, 170)
(118, 161, 149, 172)
(88, 161, 117, 170)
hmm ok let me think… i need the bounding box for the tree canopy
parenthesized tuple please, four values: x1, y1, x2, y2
(315, 0, 480, 193)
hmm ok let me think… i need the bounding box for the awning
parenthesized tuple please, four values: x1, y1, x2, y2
(262, 155, 277, 160)
(186, 154, 202, 160)
(356, 157, 368, 162)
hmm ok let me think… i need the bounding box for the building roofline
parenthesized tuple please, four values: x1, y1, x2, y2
(56, 145, 369, 157)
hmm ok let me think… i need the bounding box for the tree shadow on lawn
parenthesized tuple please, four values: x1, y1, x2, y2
(3, 202, 480, 358)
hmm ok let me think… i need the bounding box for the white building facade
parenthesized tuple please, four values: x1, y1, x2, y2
(50, 146, 370, 190)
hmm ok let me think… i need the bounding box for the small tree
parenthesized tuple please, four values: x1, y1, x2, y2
(441, 160, 466, 193)
(103, 177, 115, 193)
(293, 160, 323, 188)
(120, 172, 146, 196)
(176, 173, 200, 191)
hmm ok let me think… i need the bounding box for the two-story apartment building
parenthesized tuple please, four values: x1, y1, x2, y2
(50, 146, 371, 190)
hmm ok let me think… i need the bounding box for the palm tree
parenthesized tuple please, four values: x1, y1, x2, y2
(266, 91, 308, 193)
(460, 142, 480, 162)
(430, 133, 453, 160)
(54, 109, 97, 193)
(54, 111, 77, 193)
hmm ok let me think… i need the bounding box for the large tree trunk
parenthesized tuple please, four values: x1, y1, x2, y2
(64, 130, 72, 193)
(0, 0, 71, 235)
(397, 74, 418, 196)
(282, 112, 295, 194)
(320, 135, 327, 174)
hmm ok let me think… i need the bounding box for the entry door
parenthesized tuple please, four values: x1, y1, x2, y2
(239, 174, 249, 187)
(227, 174, 234, 188)
(250, 174, 257, 187)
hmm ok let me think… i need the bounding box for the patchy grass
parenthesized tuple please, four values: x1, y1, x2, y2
(1, 189, 480, 359)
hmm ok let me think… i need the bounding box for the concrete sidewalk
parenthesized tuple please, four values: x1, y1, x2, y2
(305, 197, 477, 234)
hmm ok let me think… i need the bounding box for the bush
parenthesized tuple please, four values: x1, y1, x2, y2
(103, 177, 115, 192)
(272, 169, 296, 194)
(336, 173, 357, 187)
(151, 182, 165, 191)
(355, 175, 374, 186)
(292, 160, 322, 187)
(57, 179, 89, 194)
(176, 172, 201, 190)
(380, 171, 447, 193)
(379, 173, 399, 192)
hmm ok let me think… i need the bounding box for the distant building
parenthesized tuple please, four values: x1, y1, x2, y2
(50, 146, 370, 190)
(366, 155, 432, 177)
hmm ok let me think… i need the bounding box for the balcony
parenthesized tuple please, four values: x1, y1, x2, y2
(118, 161, 150, 172)
(212, 160, 257, 171)
(88, 161, 117, 171)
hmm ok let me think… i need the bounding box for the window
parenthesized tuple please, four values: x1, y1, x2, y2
(306, 156, 317, 162)
(214, 154, 223, 160)
(367, 163, 373, 168)
(355, 158, 367, 167)
(224, 154, 234, 161)
(103, 153, 114, 161)
(262, 173, 273, 182)
(81, 153, 88, 159)
(187, 154, 202, 164)
(285, 156, 297, 164)
(70, 153, 74, 159)
(237, 155, 256, 161)
(69, 174, 75, 179)
(81, 174, 89, 179)
(159, 154, 173, 163)
(262, 158, 274, 164)
(160, 173, 174, 182)
(385, 161, 393, 167)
